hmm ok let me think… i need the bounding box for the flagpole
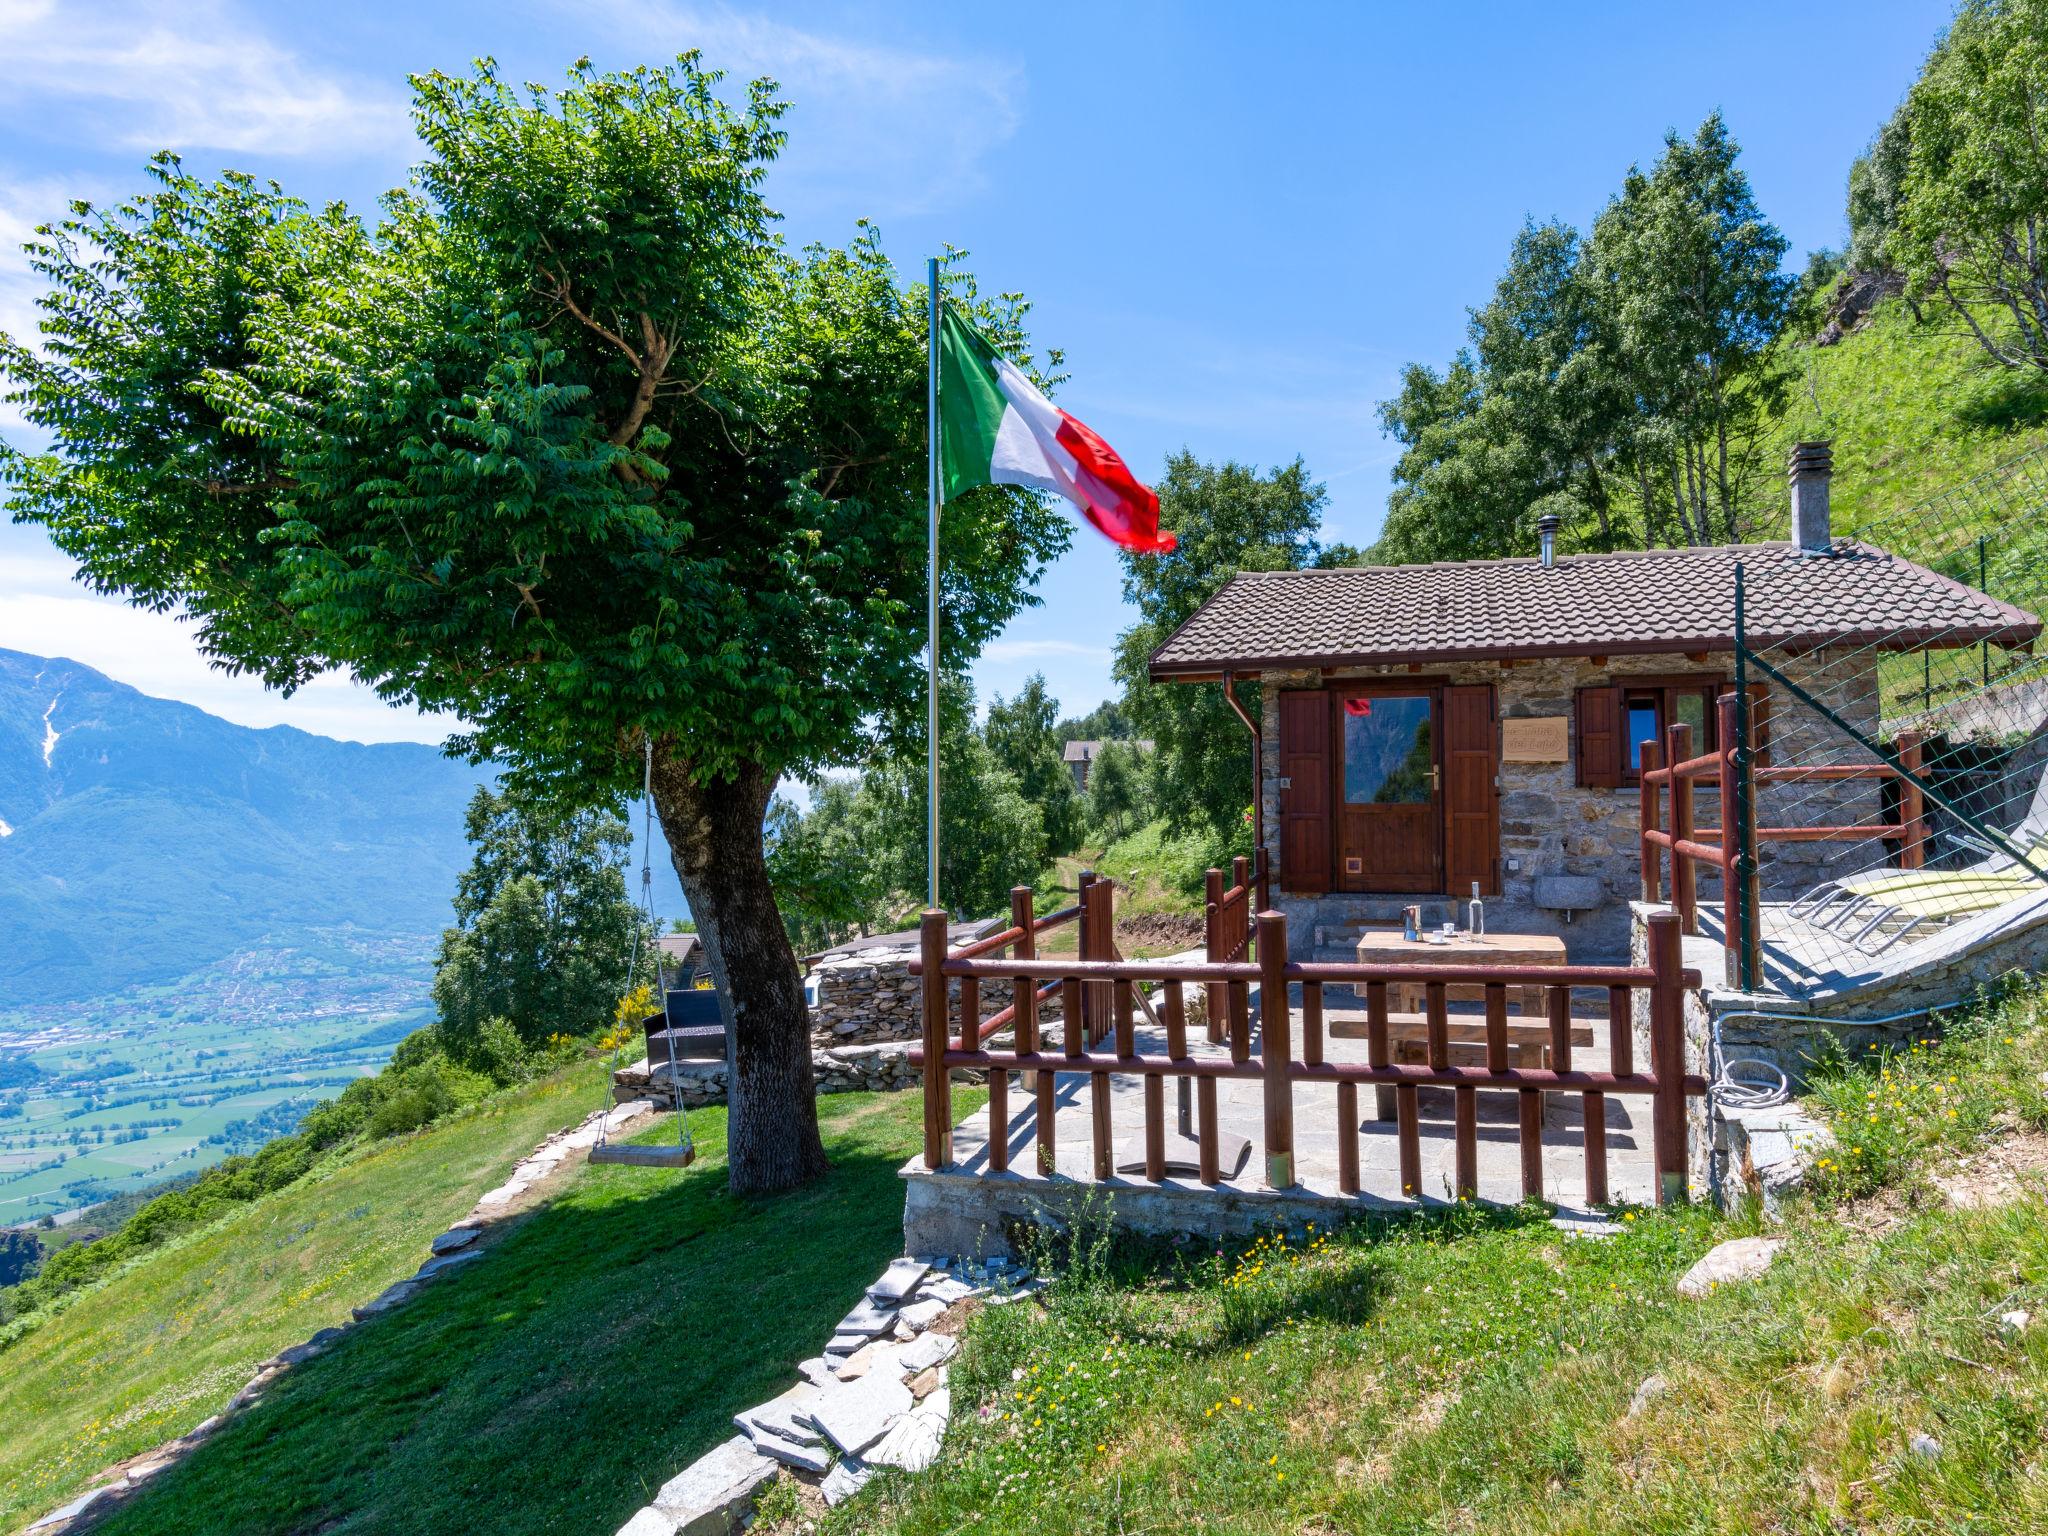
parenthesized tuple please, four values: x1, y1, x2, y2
(926, 256, 941, 912)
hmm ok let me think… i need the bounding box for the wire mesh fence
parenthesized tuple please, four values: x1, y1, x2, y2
(1729, 442, 2048, 990)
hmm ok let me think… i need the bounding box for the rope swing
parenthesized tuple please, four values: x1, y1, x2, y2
(590, 736, 701, 1169)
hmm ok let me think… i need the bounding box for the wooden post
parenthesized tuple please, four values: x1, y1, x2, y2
(1203, 868, 1225, 1045)
(1010, 883, 1037, 1101)
(1638, 729, 1654, 901)
(1647, 910, 1687, 1206)
(1667, 722, 1696, 935)
(1898, 730, 1927, 870)
(1640, 736, 1662, 904)
(1716, 692, 1740, 965)
(1257, 910, 1294, 1189)
(918, 908, 952, 1169)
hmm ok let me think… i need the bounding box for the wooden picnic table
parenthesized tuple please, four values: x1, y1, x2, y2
(1342, 930, 1573, 1122)
(1351, 929, 1568, 1015)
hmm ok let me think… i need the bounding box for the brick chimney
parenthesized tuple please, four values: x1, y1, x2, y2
(1789, 440, 1833, 554)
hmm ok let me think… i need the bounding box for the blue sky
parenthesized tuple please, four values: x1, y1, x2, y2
(0, 0, 1951, 745)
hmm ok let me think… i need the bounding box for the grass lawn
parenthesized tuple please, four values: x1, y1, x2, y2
(82, 1085, 977, 1536)
(814, 988, 2048, 1536)
(0, 1057, 617, 1530)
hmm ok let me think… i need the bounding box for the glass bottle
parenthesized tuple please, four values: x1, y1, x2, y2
(1467, 881, 1485, 939)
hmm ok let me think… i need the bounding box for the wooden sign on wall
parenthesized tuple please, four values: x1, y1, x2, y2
(1501, 715, 1570, 763)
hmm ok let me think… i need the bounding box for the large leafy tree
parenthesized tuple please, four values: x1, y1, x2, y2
(1379, 113, 1793, 563)
(1112, 454, 1343, 838)
(1378, 222, 1634, 564)
(431, 784, 647, 1061)
(0, 57, 1067, 1192)
(1586, 112, 1794, 546)
(1893, 0, 2048, 370)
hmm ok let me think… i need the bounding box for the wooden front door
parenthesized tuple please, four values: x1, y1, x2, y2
(1335, 687, 1443, 893)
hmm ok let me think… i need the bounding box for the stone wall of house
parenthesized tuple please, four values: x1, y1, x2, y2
(1260, 649, 1885, 963)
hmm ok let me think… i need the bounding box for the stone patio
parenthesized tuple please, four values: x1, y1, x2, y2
(902, 992, 1659, 1257)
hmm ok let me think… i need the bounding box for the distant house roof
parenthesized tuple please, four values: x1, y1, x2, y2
(656, 933, 701, 967)
(1148, 541, 2042, 677)
(1062, 738, 1156, 762)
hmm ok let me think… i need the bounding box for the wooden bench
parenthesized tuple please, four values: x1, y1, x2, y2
(1325, 1012, 1596, 1120)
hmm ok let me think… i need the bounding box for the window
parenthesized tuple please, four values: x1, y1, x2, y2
(1622, 684, 1720, 781)
(1341, 695, 1434, 804)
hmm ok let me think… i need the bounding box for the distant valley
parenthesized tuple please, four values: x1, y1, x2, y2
(0, 649, 491, 1221)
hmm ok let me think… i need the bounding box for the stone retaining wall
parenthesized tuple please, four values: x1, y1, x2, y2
(808, 941, 1059, 1048)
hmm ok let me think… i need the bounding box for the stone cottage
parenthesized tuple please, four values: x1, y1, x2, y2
(1145, 450, 2040, 963)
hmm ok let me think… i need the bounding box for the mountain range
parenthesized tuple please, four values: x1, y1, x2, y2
(0, 648, 494, 1009)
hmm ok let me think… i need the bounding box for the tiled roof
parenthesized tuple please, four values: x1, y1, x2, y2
(1148, 541, 2042, 677)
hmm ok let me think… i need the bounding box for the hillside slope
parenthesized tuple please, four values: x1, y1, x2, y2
(0, 649, 492, 1007)
(0, 1058, 610, 1528)
(1779, 296, 2048, 540)
(0, 1070, 948, 1536)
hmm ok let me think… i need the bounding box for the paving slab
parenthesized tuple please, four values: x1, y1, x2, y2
(896, 1331, 957, 1373)
(805, 1371, 913, 1456)
(833, 1296, 900, 1338)
(430, 1226, 483, 1255)
(866, 1258, 930, 1304)
(735, 1382, 824, 1446)
(832, 1340, 906, 1382)
(821, 1454, 873, 1506)
(649, 1434, 776, 1536)
(869, 1394, 949, 1473)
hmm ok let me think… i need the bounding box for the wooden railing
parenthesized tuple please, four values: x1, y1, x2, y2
(912, 881, 1704, 1206)
(1203, 851, 1258, 1054)
(1641, 692, 1928, 960)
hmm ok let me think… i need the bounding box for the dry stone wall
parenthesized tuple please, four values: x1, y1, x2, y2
(808, 939, 1059, 1047)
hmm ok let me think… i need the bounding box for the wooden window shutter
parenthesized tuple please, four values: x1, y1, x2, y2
(1575, 684, 1624, 789)
(1276, 688, 1331, 896)
(1443, 684, 1500, 895)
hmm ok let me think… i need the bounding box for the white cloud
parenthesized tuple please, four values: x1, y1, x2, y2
(983, 638, 1111, 664)
(0, 528, 452, 745)
(564, 0, 1023, 215)
(0, 0, 411, 158)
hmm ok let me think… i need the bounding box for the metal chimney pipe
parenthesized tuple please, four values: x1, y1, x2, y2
(1536, 511, 1560, 568)
(1789, 440, 1834, 554)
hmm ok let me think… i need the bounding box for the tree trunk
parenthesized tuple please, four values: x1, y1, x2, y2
(647, 747, 830, 1194)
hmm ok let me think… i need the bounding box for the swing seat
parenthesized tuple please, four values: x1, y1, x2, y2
(589, 1140, 697, 1169)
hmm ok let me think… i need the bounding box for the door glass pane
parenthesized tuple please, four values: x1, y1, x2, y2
(1343, 696, 1434, 804)
(1626, 699, 1660, 771)
(1673, 690, 1707, 752)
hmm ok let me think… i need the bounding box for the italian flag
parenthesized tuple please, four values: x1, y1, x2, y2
(937, 306, 1176, 554)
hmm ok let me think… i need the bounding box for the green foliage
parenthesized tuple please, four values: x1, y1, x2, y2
(1082, 737, 1144, 841)
(984, 674, 1085, 858)
(1892, 0, 2048, 370)
(430, 784, 647, 1060)
(1379, 113, 1793, 562)
(1053, 697, 1135, 743)
(763, 784, 885, 954)
(866, 701, 1045, 922)
(1803, 977, 2048, 1200)
(1846, 96, 1912, 275)
(1113, 454, 1335, 838)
